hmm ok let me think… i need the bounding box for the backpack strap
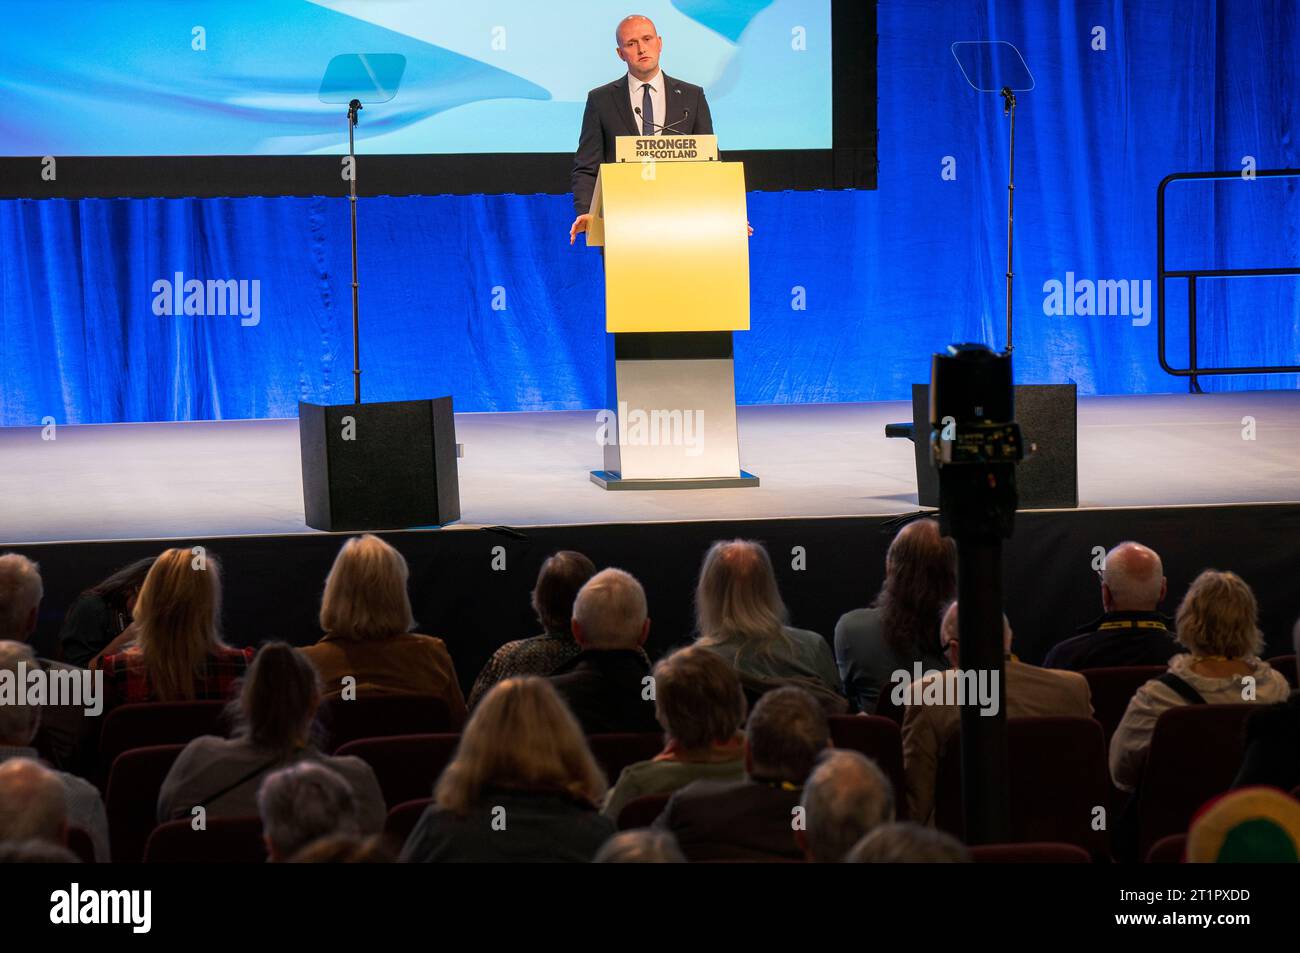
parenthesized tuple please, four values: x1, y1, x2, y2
(1158, 672, 1207, 705)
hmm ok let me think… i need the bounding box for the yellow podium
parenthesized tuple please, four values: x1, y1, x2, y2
(587, 135, 758, 490)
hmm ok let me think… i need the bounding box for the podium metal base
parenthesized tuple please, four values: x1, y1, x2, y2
(590, 470, 759, 491)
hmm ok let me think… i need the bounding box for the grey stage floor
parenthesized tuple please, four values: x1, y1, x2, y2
(2, 392, 1298, 545)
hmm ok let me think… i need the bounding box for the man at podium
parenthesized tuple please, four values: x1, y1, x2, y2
(569, 13, 714, 244)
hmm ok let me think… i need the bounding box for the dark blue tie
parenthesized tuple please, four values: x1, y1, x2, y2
(641, 82, 653, 134)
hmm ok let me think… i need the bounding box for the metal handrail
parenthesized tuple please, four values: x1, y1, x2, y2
(1156, 168, 1300, 392)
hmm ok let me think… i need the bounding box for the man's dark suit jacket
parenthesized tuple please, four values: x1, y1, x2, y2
(571, 73, 714, 215)
(654, 778, 804, 861)
(548, 648, 660, 735)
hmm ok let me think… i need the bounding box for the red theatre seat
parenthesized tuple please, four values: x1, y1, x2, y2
(318, 694, 457, 753)
(971, 842, 1092, 863)
(1137, 704, 1256, 859)
(106, 743, 186, 864)
(385, 797, 434, 844)
(97, 700, 229, 788)
(935, 716, 1110, 856)
(143, 816, 266, 863)
(616, 793, 671, 831)
(335, 733, 460, 808)
(829, 714, 907, 820)
(1145, 833, 1187, 863)
(1081, 666, 1167, 746)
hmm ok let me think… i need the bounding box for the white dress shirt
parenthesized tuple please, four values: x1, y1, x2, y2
(627, 70, 668, 135)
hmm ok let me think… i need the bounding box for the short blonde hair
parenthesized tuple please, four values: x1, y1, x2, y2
(133, 548, 226, 701)
(0, 554, 42, 641)
(319, 535, 415, 641)
(435, 677, 606, 814)
(1175, 570, 1263, 658)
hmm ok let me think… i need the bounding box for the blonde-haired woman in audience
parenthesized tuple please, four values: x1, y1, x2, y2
(96, 548, 252, 709)
(301, 534, 465, 724)
(400, 677, 614, 862)
(694, 539, 842, 699)
(1110, 570, 1290, 792)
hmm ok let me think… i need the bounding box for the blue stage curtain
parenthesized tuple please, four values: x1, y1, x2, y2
(1, 0, 1297, 425)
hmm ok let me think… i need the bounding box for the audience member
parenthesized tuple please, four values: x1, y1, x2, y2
(548, 568, 659, 733)
(603, 645, 747, 820)
(835, 519, 955, 712)
(656, 686, 829, 861)
(0, 641, 109, 861)
(258, 761, 362, 862)
(59, 557, 156, 668)
(695, 540, 843, 706)
(846, 821, 971, 863)
(157, 642, 385, 830)
(1233, 618, 1300, 790)
(0, 757, 67, 847)
(400, 677, 614, 862)
(0, 553, 42, 643)
(593, 829, 685, 863)
(1185, 786, 1300, 863)
(468, 551, 597, 708)
(903, 602, 1092, 824)
(1110, 570, 1290, 792)
(1044, 541, 1181, 670)
(289, 833, 395, 863)
(301, 535, 465, 723)
(798, 749, 895, 863)
(0, 557, 83, 769)
(94, 548, 253, 708)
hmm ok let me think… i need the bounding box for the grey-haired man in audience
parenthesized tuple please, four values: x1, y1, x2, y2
(797, 749, 895, 862)
(0, 554, 88, 768)
(258, 761, 361, 862)
(0, 641, 108, 860)
(0, 756, 70, 849)
(655, 686, 829, 861)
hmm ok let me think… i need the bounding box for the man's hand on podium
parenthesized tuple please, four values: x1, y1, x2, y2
(569, 214, 592, 245)
(748, 222, 754, 236)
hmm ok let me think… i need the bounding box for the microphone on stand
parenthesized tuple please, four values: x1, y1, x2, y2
(634, 107, 690, 135)
(348, 98, 363, 126)
(999, 86, 1015, 116)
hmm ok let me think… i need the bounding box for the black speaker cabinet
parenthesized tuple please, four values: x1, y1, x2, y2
(298, 398, 460, 531)
(909, 383, 1078, 510)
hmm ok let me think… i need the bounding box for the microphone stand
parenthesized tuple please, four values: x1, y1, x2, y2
(633, 108, 689, 136)
(1001, 86, 1016, 355)
(347, 98, 363, 403)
